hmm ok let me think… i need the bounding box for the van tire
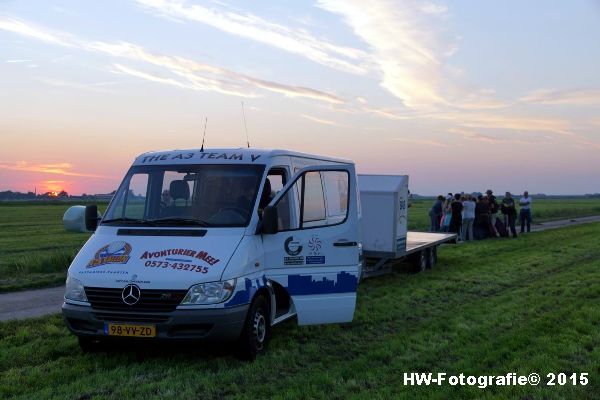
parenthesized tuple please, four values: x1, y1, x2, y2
(78, 336, 104, 353)
(236, 295, 271, 360)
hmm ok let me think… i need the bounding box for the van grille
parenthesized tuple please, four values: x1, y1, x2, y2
(92, 312, 171, 324)
(85, 287, 187, 312)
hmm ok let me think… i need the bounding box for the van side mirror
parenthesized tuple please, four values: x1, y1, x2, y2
(261, 205, 279, 235)
(85, 204, 99, 231)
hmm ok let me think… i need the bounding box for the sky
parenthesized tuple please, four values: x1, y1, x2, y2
(1, 0, 599, 195)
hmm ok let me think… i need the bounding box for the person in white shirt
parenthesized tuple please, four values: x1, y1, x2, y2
(519, 191, 532, 233)
(461, 194, 476, 241)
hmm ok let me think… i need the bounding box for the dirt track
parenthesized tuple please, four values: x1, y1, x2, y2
(2, 215, 600, 322)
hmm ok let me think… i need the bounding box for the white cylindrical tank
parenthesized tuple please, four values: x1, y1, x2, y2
(63, 206, 88, 232)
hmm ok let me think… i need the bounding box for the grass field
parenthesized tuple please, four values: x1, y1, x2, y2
(0, 198, 599, 292)
(0, 202, 107, 292)
(1, 222, 599, 399)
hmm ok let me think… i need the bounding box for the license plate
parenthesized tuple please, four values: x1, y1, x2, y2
(104, 323, 156, 338)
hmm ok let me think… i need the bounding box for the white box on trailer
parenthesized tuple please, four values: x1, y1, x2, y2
(358, 175, 409, 257)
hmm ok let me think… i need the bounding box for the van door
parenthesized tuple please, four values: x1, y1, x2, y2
(262, 165, 360, 325)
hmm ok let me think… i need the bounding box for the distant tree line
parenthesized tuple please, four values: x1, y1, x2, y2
(0, 190, 117, 201)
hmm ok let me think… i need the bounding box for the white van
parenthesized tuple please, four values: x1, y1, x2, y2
(62, 148, 362, 358)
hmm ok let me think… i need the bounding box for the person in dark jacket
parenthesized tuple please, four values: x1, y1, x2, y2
(501, 192, 518, 238)
(429, 195, 444, 232)
(474, 195, 490, 239)
(486, 189, 499, 237)
(449, 193, 463, 235)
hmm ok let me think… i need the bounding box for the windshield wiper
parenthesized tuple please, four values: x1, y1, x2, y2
(148, 217, 212, 227)
(101, 218, 157, 226)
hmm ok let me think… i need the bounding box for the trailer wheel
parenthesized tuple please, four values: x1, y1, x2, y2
(236, 295, 271, 360)
(411, 250, 427, 273)
(427, 246, 438, 269)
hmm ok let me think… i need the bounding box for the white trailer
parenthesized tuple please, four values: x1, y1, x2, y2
(358, 175, 456, 277)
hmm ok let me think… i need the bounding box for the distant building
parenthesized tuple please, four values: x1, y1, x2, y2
(94, 193, 115, 201)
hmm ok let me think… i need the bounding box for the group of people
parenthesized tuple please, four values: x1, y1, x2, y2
(429, 190, 533, 242)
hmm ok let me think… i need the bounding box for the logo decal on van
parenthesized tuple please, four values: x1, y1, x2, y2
(139, 248, 220, 266)
(87, 241, 132, 268)
(308, 235, 322, 254)
(284, 237, 303, 256)
(284, 236, 304, 266)
(306, 235, 325, 264)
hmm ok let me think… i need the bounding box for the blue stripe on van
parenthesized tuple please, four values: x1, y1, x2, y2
(287, 271, 358, 295)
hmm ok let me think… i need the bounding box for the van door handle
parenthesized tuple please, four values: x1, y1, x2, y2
(333, 240, 358, 247)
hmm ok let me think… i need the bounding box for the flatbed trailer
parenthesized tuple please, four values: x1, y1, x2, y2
(358, 174, 457, 279)
(363, 231, 457, 278)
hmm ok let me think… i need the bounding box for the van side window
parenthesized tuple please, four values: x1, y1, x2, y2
(266, 169, 286, 196)
(302, 171, 326, 224)
(272, 169, 349, 231)
(264, 168, 290, 228)
(322, 171, 349, 224)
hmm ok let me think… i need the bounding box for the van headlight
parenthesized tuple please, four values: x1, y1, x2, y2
(64, 277, 88, 302)
(181, 279, 236, 305)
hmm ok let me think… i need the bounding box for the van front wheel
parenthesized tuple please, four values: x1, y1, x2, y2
(78, 336, 105, 353)
(236, 295, 271, 360)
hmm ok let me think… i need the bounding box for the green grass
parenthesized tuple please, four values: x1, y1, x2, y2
(0, 202, 107, 292)
(0, 198, 599, 292)
(408, 197, 600, 231)
(1, 223, 599, 399)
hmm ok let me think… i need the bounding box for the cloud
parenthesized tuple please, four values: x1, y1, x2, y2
(447, 127, 555, 145)
(0, 16, 344, 104)
(111, 63, 209, 91)
(588, 118, 600, 128)
(362, 106, 414, 120)
(573, 140, 600, 150)
(420, 2, 448, 15)
(5, 59, 32, 63)
(37, 78, 118, 93)
(394, 138, 453, 147)
(435, 113, 572, 136)
(317, 0, 512, 112)
(301, 114, 342, 126)
(135, 0, 370, 75)
(0, 162, 113, 179)
(316, 0, 453, 109)
(448, 128, 506, 144)
(449, 88, 509, 110)
(0, 18, 73, 47)
(519, 88, 600, 105)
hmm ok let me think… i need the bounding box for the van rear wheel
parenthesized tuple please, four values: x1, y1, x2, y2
(236, 295, 271, 360)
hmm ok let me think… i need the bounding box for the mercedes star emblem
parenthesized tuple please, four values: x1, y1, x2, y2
(122, 284, 141, 305)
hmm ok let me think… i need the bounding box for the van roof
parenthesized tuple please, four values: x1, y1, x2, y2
(132, 148, 353, 166)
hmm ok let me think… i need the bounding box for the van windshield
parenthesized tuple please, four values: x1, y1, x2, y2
(102, 164, 265, 227)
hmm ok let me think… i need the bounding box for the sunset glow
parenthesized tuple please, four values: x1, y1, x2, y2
(1, 1, 599, 195)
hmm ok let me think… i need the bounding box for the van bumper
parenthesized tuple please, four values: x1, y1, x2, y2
(62, 302, 249, 342)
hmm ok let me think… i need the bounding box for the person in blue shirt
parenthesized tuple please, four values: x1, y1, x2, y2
(429, 195, 444, 232)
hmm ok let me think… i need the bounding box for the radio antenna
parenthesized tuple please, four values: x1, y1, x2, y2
(241, 101, 250, 148)
(200, 117, 207, 152)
